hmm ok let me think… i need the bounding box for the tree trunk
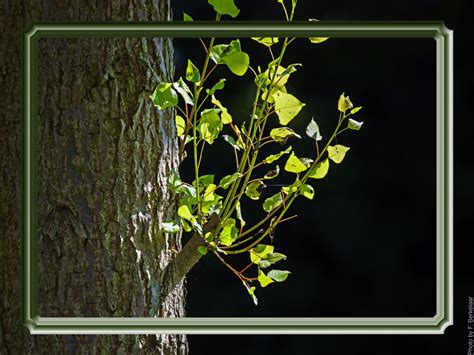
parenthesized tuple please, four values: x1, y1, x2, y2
(0, 1, 189, 353)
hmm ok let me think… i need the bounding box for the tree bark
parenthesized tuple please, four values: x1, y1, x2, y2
(0, 0, 189, 353)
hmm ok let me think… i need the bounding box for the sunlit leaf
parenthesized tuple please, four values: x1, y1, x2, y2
(309, 37, 329, 44)
(197, 246, 208, 255)
(219, 218, 238, 246)
(242, 281, 258, 305)
(175, 115, 186, 137)
(178, 205, 194, 221)
(245, 180, 265, 200)
(270, 127, 301, 143)
(338, 92, 354, 113)
(251, 37, 279, 47)
(236, 201, 246, 229)
(206, 78, 226, 95)
(193, 175, 215, 188)
(151, 82, 178, 110)
(222, 135, 241, 151)
(263, 192, 283, 212)
(186, 59, 201, 83)
(264, 146, 292, 164)
(258, 269, 274, 287)
(263, 165, 280, 179)
(348, 118, 364, 131)
(308, 19, 330, 44)
(306, 118, 322, 141)
(211, 95, 232, 124)
(300, 183, 314, 200)
(219, 172, 242, 189)
(162, 221, 180, 234)
(273, 91, 305, 125)
(208, 0, 240, 17)
(223, 51, 249, 76)
(250, 244, 274, 264)
(308, 158, 329, 179)
(284, 152, 308, 173)
(267, 269, 291, 282)
(198, 108, 223, 144)
(350, 106, 363, 115)
(173, 77, 194, 106)
(282, 178, 301, 195)
(327, 144, 350, 164)
(183, 12, 193, 21)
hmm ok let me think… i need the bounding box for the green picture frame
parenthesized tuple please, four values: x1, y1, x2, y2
(22, 22, 453, 334)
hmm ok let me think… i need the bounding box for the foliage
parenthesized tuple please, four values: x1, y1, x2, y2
(151, 0, 365, 305)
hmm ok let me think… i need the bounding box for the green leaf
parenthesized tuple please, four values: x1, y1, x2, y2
(222, 135, 241, 151)
(308, 18, 330, 44)
(183, 12, 193, 21)
(178, 205, 194, 221)
(176, 183, 196, 198)
(308, 158, 329, 179)
(202, 183, 218, 202)
(267, 269, 291, 282)
(259, 65, 292, 89)
(181, 218, 192, 232)
(284, 152, 308, 173)
(219, 218, 238, 246)
(242, 281, 258, 306)
(245, 181, 265, 200)
(264, 146, 292, 164)
(270, 127, 301, 143)
(250, 244, 274, 264)
(175, 115, 186, 136)
(263, 165, 280, 179)
(266, 252, 287, 263)
(350, 106, 363, 115)
(263, 192, 283, 213)
(210, 42, 240, 64)
(193, 174, 215, 188)
(282, 178, 301, 195)
(261, 84, 286, 104)
(300, 183, 315, 200)
(327, 145, 350, 164)
(309, 37, 329, 44)
(186, 59, 201, 83)
(219, 172, 242, 189)
(258, 269, 274, 287)
(306, 118, 322, 141)
(197, 246, 208, 255)
(198, 109, 223, 144)
(211, 95, 232, 124)
(208, 0, 240, 17)
(169, 168, 181, 193)
(151, 82, 178, 110)
(206, 78, 226, 95)
(300, 157, 314, 167)
(236, 201, 246, 229)
(223, 51, 249, 76)
(348, 118, 364, 131)
(173, 77, 194, 106)
(162, 221, 180, 234)
(273, 91, 305, 125)
(338, 92, 353, 113)
(251, 37, 279, 47)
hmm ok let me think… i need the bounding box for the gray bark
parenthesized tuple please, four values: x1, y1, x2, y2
(0, 0, 189, 353)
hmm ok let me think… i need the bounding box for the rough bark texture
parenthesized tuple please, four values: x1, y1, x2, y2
(1, 0, 189, 353)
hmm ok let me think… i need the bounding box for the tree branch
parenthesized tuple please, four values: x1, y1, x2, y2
(161, 213, 220, 298)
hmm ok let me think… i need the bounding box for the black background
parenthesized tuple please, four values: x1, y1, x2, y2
(170, 0, 473, 354)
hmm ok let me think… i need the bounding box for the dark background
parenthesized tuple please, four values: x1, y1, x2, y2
(170, 0, 473, 354)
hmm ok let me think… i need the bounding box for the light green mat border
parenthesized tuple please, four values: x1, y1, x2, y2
(22, 22, 453, 334)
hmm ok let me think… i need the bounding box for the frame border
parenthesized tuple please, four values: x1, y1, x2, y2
(22, 21, 453, 334)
